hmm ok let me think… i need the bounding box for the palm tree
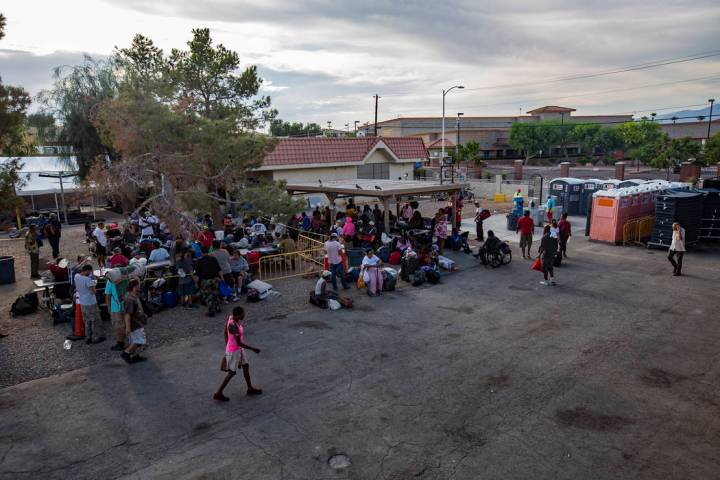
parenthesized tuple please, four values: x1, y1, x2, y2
(671, 116, 678, 124)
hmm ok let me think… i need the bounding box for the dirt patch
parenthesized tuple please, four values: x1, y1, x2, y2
(640, 368, 686, 388)
(293, 320, 332, 330)
(556, 407, 634, 431)
(486, 375, 511, 390)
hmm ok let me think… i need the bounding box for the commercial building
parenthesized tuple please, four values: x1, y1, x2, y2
(360, 105, 633, 161)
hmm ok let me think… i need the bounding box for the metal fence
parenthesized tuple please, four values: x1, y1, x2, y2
(257, 247, 325, 281)
(622, 216, 655, 246)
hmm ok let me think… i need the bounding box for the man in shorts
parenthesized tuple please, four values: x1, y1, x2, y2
(121, 279, 148, 364)
(93, 222, 108, 268)
(213, 306, 262, 401)
(516, 210, 535, 259)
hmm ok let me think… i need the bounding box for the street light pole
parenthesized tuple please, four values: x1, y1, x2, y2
(708, 98, 715, 141)
(441, 85, 464, 184)
(456, 112, 463, 160)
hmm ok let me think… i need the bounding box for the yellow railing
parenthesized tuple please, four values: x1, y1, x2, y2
(257, 247, 326, 281)
(297, 232, 326, 252)
(622, 216, 655, 246)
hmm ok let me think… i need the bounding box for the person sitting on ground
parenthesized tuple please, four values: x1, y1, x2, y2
(310, 270, 338, 308)
(361, 249, 384, 297)
(393, 232, 412, 253)
(109, 247, 129, 268)
(148, 241, 170, 264)
(474, 230, 502, 265)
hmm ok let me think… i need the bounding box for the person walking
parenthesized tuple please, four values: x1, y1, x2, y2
(213, 306, 262, 401)
(43, 213, 62, 258)
(668, 222, 686, 276)
(74, 264, 105, 343)
(324, 233, 349, 291)
(121, 279, 148, 364)
(195, 245, 224, 317)
(516, 210, 535, 259)
(537, 225, 558, 286)
(546, 195, 555, 223)
(93, 222, 108, 269)
(558, 213, 572, 258)
(104, 274, 127, 351)
(474, 201, 484, 242)
(25, 224, 40, 279)
(434, 210, 449, 254)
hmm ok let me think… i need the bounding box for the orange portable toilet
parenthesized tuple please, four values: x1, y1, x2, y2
(589, 184, 665, 244)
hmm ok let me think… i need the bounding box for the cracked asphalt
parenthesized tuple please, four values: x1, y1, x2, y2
(1, 216, 720, 479)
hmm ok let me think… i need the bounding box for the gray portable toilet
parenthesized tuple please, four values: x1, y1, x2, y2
(549, 177, 584, 215)
(579, 179, 603, 215)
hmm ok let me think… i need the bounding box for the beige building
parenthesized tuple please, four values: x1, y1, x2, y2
(360, 105, 633, 160)
(255, 137, 428, 183)
(661, 119, 720, 143)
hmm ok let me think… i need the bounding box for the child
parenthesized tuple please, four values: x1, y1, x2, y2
(213, 306, 262, 401)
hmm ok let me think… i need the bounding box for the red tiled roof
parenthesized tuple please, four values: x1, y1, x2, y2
(262, 137, 427, 167)
(526, 106, 576, 114)
(426, 138, 455, 149)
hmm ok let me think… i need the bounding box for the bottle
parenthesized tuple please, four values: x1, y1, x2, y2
(63, 339, 72, 350)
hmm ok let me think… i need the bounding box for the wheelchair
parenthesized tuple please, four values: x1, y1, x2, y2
(482, 242, 513, 268)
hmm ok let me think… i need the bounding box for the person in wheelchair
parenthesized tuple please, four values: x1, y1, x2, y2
(473, 230, 502, 265)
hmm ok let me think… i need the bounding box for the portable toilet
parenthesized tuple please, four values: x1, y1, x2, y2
(619, 179, 645, 188)
(580, 179, 603, 215)
(600, 179, 622, 191)
(589, 184, 664, 244)
(549, 177, 584, 215)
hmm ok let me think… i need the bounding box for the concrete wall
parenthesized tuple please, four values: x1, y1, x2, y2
(467, 177, 530, 200)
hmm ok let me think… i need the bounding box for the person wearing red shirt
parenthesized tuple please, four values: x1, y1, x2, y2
(516, 210, 535, 259)
(197, 227, 214, 250)
(108, 247, 129, 268)
(558, 213, 572, 258)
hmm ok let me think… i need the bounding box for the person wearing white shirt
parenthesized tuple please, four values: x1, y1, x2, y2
(139, 213, 157, 239)
(668, 222, 686, 276)
(148, 244, 170, 263)
(93, 222, 108, 268)
(252, 222, 267, 235)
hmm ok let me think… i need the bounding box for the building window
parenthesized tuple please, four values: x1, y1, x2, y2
(496, 150, 504, 158)
(357, 163, 390, 179)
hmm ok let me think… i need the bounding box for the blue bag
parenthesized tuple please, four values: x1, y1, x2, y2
(218, 281, 233, 299)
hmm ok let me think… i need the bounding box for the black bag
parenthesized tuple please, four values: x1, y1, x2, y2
(246, 288, 261, 303)
(425, 269, 441, 284)
(11, 292, 38, 317)
(412, 269, 426, 286)
(382, 271, 397, 291)
(553, 252, 562, 267)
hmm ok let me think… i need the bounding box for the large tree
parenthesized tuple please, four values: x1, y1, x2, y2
(703, 131, 720, 166)
(509, 121, 561, 164)
(0, 82, 32, 155)
(616, 120, 665, 168)
(89, 29, 279, 233)
(571, 124, 624, 163)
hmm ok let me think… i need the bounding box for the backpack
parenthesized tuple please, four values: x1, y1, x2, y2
(425, 269, 441, 284)
(553, 252, 562, 267)
(246, 288, 261, 302)
(10, 292, 38, 317)
(412, 269, 426, 286)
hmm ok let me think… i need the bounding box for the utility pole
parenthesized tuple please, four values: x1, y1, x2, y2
(373, 94, 380, 137)
(455, 112, 463, 160)
(354, 120, 359, 133)
(708, 98, 715, 141)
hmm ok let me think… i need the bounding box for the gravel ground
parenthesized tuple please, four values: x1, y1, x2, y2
(0, 206, 474, 388)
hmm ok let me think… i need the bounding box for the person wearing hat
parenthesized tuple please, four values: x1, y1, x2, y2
(324, 233, 349, 291)
(44, 213, 62, 258)
(109, 247, 129, 268)
(310, 270, 337, 308)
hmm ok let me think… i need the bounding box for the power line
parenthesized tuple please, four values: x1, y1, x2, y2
(378, 49, 720, 98)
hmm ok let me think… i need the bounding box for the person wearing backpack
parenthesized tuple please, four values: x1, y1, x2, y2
(213, 306, 262, 401)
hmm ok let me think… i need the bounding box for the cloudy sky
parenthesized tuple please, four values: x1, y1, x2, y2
(1, 0, 719, 129)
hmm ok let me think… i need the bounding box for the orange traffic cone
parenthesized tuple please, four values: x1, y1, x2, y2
(65, 303, 85, 341)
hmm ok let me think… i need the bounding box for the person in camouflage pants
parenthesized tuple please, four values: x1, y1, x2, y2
(200, 278, 220, 316)
(195, 246, 224, 317)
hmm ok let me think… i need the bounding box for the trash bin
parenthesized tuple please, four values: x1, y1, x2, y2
(506, 214, 518, 231)
(0, 256, 16, 285)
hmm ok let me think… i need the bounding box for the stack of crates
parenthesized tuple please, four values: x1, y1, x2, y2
(648, 191, 704, 249)
(699, 188, 720, 240)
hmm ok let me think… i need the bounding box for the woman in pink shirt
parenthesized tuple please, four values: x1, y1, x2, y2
(213, 306, 263, 401)
(341, 217, 355, 246)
